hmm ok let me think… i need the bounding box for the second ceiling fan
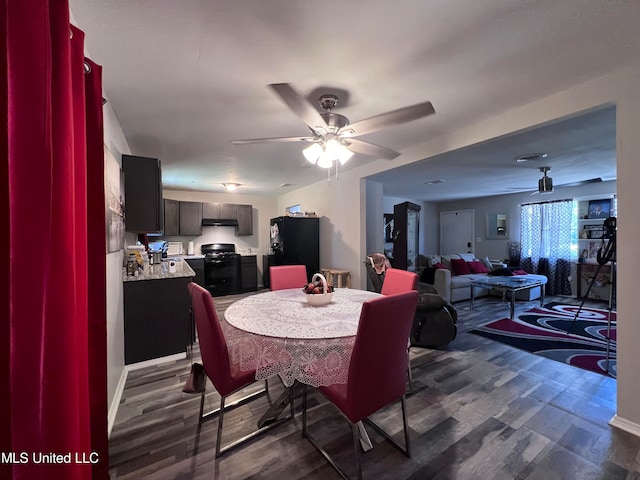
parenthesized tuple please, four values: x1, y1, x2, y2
(231, 83, 435, 168)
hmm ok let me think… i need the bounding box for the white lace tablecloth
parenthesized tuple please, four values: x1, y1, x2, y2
(223, 288, 381, 387)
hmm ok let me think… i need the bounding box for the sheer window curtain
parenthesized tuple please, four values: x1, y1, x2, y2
(520, 200, 574, 295)
(3, 2, 108, 479)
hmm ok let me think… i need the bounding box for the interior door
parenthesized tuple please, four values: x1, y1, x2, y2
(440, 210, 475, 255)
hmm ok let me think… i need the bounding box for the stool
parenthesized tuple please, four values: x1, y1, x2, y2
(321, 268, 351, 288)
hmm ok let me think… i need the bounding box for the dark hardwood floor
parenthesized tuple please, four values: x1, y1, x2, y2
(109, 292, 638, 479)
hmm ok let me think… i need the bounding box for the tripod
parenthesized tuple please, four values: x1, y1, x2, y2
(567, 217, 616, 377)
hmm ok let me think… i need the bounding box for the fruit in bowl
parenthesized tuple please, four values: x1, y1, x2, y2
(302, 273, 334, 306)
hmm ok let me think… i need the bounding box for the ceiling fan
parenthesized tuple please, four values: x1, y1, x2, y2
(230, 83, 435, 168)
(509, 166, 603, 195)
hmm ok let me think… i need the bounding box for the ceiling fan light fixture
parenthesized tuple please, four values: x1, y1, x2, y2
(317, 151, 334, 169)
(303, 143, 322, 164)
(325, 139, 353, 165)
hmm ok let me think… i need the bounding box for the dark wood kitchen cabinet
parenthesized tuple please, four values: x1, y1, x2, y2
(122, 154, 163, 233)
(163, 199, 179, 236)
(236, 204, 253, 235)
(241, 255, 258, 292)
(184, 257, 205, 287)
(202, 202, 253, 236)
(123, 276, 191, 364)
(164, 199, 202, 236)
(202, 202, 236, 220)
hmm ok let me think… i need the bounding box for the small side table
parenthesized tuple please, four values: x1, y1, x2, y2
(321, 268, 352, 288)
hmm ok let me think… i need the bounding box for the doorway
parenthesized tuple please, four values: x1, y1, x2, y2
(440, 210, 474, 255)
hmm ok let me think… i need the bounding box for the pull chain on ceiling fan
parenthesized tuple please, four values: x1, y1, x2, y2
(230, 83, 436, 170)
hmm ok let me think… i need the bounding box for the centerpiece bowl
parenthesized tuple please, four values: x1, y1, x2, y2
(303, 273, 334, 306)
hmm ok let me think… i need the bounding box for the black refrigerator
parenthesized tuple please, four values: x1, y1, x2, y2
(264, 216, 319, 286)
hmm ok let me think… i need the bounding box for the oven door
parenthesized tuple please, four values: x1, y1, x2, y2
(204, 258, 241, 296)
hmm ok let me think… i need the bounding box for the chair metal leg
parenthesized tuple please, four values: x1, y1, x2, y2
(215, 396, 226, 458)
(198, 378, 293, 458)
(303, 388, 410, 479)
(351, 423, 363, 480)
(406, 348, 413, 391)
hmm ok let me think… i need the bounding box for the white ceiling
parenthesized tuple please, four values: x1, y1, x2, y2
(69, 1, 638, 200)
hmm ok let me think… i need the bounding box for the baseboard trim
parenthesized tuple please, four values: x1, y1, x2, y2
(108, 367, 128, 438)
(108, 352, 188, 437)
(609, 415, 640, 437)
(124, 352, 187, 371)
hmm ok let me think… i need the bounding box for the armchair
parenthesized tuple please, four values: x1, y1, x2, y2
(411, 283, 457, 348)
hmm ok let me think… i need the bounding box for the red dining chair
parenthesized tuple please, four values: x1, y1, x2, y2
(380, 268, 419, 390)
(380, 267, 418, 295)
(188, 282, 292, 457)
(270, 265, 308, 291)
(302, 291, 419, 480)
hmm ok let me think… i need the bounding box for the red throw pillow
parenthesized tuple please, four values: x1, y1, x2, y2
(433, 262, 448, 270)
(467, 260, 489, 274)
(512, 269, 528, 275)
(450, 258, 471, 275)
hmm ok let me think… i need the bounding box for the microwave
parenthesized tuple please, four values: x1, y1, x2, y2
(166, 242, 183, 256)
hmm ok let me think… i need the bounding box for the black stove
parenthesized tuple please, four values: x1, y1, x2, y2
(201, 243, 241, 296)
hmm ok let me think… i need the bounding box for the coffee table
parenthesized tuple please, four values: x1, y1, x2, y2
(470, 276, 545, 319)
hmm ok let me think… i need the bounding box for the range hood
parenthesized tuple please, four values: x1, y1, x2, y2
(202, 218, 238, 227)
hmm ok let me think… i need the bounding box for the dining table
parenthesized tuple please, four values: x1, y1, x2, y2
(222, 287, 382, 449)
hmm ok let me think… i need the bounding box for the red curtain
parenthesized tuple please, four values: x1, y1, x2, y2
(2, 2, 108, 479)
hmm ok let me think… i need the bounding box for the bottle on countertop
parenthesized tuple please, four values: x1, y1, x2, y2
(126, 254, 138, 276)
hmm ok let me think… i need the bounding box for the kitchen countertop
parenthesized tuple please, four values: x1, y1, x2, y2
(123, 259, 196, 282)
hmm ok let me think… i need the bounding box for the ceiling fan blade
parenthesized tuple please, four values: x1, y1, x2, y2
(230, 136, 316, 145)
(559, 177, 603, 187)
(344, 139, 400, 160)
(341, 101, 435, 137)
(268, 83, 327, 132)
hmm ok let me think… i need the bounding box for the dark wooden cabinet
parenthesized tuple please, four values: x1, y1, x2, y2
(203, 202, 236, 220)
(236, 204, 253, 235)
(241, 255, 258, 292)
(164, 199, 202, 236)
(184, 257, 205, 287)
(393, 201, 421, 272)
(179, 201, 203, 236)
(122, 154, 163, 233)
(202, 202, 253, 236)
(123, 276, 191, 364)
(163, 199, 179, 236)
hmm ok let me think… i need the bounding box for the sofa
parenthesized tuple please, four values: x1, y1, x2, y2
(422, 253, 548, 304)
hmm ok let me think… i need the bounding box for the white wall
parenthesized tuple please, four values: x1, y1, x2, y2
(280, 66, 640, 433)
(102, 102, 131, 432)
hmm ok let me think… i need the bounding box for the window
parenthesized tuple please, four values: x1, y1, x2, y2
(520, 199, 575, 295)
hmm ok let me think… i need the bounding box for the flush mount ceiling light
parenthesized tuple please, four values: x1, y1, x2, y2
(222, 182, 240, 191)
(515, 153, 548, 163)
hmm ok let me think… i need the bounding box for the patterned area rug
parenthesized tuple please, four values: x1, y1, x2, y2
(471, 302, 616, 377)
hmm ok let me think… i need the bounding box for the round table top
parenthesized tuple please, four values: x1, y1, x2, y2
(224, 288, 381, 339)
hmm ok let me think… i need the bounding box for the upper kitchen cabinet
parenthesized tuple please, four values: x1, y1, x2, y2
(122, 154, 163, 233)
(202, 202, 253, 236)
(164, 199, 203, 236)
(236, 204, 253, 235)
